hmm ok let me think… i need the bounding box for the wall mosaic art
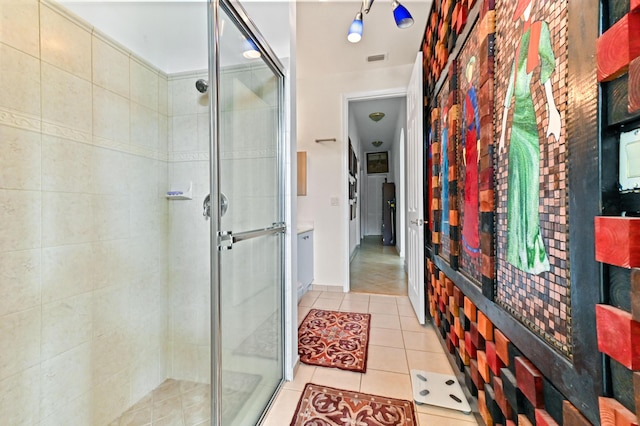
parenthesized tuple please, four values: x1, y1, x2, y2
(457, 17, 483, 284)
(494, 0, 571, 356)
(436, 73, 455, 262)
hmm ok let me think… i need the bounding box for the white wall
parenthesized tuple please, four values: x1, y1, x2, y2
(297, 64, 413, 288)
(348, 109, 361, 258)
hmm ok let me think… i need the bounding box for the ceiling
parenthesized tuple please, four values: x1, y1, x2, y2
(296, 1, 430, 155)
(296, 1, 430, 78)
(60, 0, 431, 154)
(351, 97, 405, 153)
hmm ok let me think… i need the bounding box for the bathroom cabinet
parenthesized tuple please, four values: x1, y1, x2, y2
(297, 229, 314, 299)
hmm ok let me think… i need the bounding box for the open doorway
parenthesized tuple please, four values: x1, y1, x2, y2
(343, 90, 408, 295)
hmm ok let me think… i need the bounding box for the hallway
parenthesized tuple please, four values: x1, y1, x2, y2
(350, 236, 408, 295)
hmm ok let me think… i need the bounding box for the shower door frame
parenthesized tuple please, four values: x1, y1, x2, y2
(207, 0, 287, 424)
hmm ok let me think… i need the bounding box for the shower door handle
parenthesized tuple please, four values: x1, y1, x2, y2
(217, 223, 286, 250)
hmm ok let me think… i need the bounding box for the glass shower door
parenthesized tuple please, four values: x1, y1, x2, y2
(209, 2, 285, 425)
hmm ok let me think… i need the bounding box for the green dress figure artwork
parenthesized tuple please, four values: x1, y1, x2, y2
(499, 0, 561, 275)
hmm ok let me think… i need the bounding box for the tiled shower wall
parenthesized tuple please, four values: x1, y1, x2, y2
(0, 0, 284, 423)
(166, 71, 212, 383)
(0, 1, 169, 424)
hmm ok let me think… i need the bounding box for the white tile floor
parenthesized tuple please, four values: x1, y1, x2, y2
(262, 290, 481, 425)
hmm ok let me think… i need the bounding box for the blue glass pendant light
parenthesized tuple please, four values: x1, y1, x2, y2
(347, 0, 413, 42)
(391, 0, 414, 29)
(347, 11, 364, 43)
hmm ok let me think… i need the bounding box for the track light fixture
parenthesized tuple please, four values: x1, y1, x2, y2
(391, 0, 414, 28)
(347, 0, 413, 43)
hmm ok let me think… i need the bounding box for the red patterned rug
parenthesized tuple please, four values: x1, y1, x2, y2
(290, 383, 418, 426)
(298, 309, 371, 373)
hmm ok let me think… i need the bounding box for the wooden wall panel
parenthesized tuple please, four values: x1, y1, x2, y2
(596, 11, 640, 82)
(595, 217, 640, 268)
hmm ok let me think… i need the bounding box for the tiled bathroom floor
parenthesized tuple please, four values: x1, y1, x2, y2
(262, 290, 481, 426)
(109, 379, 210, 426)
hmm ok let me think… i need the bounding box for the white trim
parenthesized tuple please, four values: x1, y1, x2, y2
(341, 87, 408, 293)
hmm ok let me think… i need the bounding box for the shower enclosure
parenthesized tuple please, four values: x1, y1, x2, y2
(0, 0, 286, 424)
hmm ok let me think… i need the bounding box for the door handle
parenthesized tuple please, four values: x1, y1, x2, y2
(217, 223, 286, 250)
(410, 219, 424, 226)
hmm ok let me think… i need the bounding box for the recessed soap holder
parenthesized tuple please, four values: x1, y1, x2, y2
(166, 182, 193, 200)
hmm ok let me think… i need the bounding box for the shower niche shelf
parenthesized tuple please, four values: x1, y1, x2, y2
(166, 182, 193, 200)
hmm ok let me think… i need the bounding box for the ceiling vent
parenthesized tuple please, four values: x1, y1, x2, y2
(367, 53, 387, 63)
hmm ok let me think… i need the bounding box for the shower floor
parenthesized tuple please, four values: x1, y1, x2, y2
(109, 379, 210, 426)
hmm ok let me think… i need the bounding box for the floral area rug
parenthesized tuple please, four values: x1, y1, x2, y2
(298, 309, 371, 373)
(290, 383, 418, 426)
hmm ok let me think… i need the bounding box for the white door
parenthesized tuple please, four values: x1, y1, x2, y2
(407, 52, 425, 324)
(365, 175, 386, 235)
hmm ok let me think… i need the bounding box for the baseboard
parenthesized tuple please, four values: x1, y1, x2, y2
(349, 244, 360, 263)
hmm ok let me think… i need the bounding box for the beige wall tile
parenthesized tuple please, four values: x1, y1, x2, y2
(130, 348, 162, 404)
(40, 343, 91, 418)
(0, 365, 41, 425)
(158, 75, 169, 115)
(93, 85, 130, 143)
(92, 369, 130, 426)
(0, 0, 39, 56)
(40, 394, 92, 426)
(92, 194, 130, 241)
(171, 114, 198, 152)
(0, 308, 41, 380)
(0, 189, 41, 252)
(92, 35, 130, 98)
(196, 112, 209, 152)
(131, 102, 159, 150)
(93, 284, 129, 338)
(172, 305, 210, 346)
(91, 328, 133, 386)
(128, 276, 165, 323)
(0, 249, 41, 317)
(42, 135, 93, 193)
(41, 62, 92, 134)
(42, 191, 95, 246)
(0, 125, 41, 191)
(40, 4, 91, 81)
(130, 59, 159, 112)
(41, 292, 92, 359)
(127, 155, 159, 194)
(128, 236, 161, 282)
(91, 146, 129, 195)
(169, 76, 208, 116)
(0, 43, 41, 116)
(91, 239, 133, 290)
(41, 243, 94, 303)
(158, 113, 169, 154)
(171, 343, 209, 383)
